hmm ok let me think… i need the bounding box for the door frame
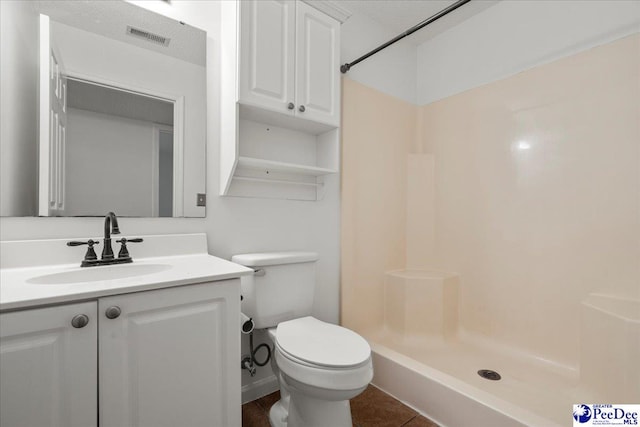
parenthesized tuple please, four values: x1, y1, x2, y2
(38, 56, 185, 216)
(151, 124, 175, 217)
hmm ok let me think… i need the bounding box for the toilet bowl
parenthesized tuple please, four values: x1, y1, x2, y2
(231, 252, 373, 426)
(267, 317, 373, 427)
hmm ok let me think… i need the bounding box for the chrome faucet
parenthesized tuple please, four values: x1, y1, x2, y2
(101, 211, 121, 260)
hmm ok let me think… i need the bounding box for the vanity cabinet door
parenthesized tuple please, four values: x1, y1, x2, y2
(98, 280, 241, 427)
(294, 1, 340, 127)
(0, 302, 97, 427)
(239, 0, 296, 114)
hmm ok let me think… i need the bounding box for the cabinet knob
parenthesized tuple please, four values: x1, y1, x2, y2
(298, 105, 306, 113)
(287, 102, 295, 110)
(105, 306, 122, 319)
(71, 314, 89, 328)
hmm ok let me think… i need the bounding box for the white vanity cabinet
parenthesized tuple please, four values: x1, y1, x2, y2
(239, 0, 340, 127)
(0, 302, 98, 427)
(0, 280, 240, 427)
(99, 280, 238, 427)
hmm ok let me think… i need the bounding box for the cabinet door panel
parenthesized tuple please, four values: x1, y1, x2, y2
(295, 1, 340, 126)
(240, 0, 295, 113)
(0, 302, 97, 427)
(99, 281, 240, 427)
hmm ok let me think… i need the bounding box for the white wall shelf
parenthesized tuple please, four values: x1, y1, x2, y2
(233, 176, 323, 187)
(237, 156, 336, 177)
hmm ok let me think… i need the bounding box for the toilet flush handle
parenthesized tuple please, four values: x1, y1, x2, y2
(253, 269, 265, 277)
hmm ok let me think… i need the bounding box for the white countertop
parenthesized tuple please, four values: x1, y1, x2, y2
(0, 234, 253, 311)
(0, 254, 253, 311)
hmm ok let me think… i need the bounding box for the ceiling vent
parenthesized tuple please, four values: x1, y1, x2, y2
(126, 26, 171, 47)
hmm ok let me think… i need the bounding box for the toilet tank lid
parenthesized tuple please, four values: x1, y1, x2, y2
(231, 251, 318, 267)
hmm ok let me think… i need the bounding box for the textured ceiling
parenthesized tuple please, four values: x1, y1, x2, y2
(32, 1, 205, 66)
(338, 0, 500, 45)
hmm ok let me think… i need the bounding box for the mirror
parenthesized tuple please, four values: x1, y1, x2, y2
(0, 0, 206, 217)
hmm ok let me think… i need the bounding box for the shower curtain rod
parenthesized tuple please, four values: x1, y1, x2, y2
(340, 0, 472, 74)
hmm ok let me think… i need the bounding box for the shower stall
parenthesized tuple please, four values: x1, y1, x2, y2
(341, 30, 640, 426)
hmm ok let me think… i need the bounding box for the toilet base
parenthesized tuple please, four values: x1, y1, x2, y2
(284, 393, 353, 427)
(265, 323, 369, 427)
(269, 395, 353, 427)
(269, 400, 289, 427)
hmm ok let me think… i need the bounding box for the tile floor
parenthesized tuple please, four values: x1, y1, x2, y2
(242, 384, 438, 427)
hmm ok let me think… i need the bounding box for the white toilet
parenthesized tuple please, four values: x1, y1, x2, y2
(232, 252, 373, 427)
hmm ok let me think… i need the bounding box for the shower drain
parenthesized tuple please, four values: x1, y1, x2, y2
(477, 369, 501, 381)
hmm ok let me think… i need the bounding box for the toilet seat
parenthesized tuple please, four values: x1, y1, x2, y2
(274, 344, 373, 392)
(275, 316, 371, 369)
(275, 341, 369, 370)
(272, 317, 373, 393)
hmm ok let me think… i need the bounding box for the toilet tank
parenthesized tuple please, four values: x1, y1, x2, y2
(231, 252, 318, 329)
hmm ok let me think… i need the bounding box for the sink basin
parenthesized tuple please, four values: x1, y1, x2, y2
(27, 264, 172, 285)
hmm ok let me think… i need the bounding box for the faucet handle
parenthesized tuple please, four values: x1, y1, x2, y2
(115, 237, 143, 244)
(67, 239, 100, 247)
(115, 237, 143, 259)
(67, 239, 100, 264)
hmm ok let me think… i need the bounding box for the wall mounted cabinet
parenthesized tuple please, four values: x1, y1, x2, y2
(221, 0, 341, 201)
(0, 280, 238, 427)
(239, 0, 340, 127)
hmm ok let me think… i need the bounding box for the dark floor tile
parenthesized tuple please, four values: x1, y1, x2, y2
(242, 401, 270, 427)
(350, 385, 418, 427)
(256, 390, 281, 413)
(402, 415, 439, 427)
(243, 384, 435, 427)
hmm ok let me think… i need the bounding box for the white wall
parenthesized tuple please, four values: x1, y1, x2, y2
(1, 0, 340, 402)
(51, 20, 206, 217)
(325, 0, 640, 106)
(340, 12, 417, 104)
(0, 1, 39, 216)
(416, 0, 640, 105)
(340, 0, 640, 106)
(65, 108, 155, 216)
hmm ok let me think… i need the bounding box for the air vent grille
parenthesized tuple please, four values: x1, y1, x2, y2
(126, 26, 170, 46)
